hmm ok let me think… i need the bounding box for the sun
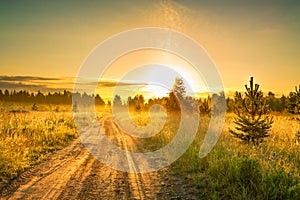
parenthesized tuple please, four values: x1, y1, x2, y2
(98, 49, 209, 100)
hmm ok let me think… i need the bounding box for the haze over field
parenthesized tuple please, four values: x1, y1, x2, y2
(1, 2, 300, 199)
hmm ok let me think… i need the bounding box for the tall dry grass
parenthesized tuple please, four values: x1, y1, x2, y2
(0, 105, 299, 198)
(126, 111, 300, 198)
(174, 113, 300, 199)
(0, 111, 77, 184)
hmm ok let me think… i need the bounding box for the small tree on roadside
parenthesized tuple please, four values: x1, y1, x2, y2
(289, 85, 300, 140)
(288, 85, 300, 114)
(229, 77, 273, 145)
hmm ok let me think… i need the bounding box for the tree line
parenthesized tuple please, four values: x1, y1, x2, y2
(0, 78, 299, 116)
(0, 89, 105, 106)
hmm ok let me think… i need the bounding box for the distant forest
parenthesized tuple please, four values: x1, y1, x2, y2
(0, 86, 299, 115)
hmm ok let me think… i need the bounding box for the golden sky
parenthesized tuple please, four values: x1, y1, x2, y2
(0, 0, 299, 98)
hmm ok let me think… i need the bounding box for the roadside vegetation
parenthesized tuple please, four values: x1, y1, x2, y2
(0, 110, 77, 185)
(172, 114, 300, 199)
(0, 77, 299, 199)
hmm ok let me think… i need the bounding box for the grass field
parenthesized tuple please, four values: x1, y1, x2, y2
(129, 111, 300, 199)
(0, 103, 299, 199)
(172, 113, 300, 199)
(0, 109, 77, 184)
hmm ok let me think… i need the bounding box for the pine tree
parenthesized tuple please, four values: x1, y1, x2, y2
(288, 85, 300, 114)
(168, 91, 180, 112)
(172, 77, 186, 99)
(167, 77, 186, 112)
(229, 77, 273, 145)
(95, 94, 105, 106)
(199, 96, 211, 115)
(113, 95, 122, 107)
(289, 85, 300, 140)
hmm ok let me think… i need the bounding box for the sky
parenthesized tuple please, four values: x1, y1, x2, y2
(0, 0, 299, 99)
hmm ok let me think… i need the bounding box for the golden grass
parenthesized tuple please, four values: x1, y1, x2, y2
(0, 111, 77, 183)
(0, 106, 299, 198)
(126, 111, 300, 198)
(223, 114, 300, 173)
(175, 113, 300, 198)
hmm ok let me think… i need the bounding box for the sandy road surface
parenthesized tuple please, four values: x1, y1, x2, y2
(0, 117, 201, 199)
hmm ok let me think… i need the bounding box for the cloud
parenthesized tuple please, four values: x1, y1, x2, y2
(0, 81, 46, 89)
(0, 81, 72, 92)
(0, 76, 148, 93)
(0, 75, 61, 82)
(99, 80, 147, 87)
(0, 76, 71, 92)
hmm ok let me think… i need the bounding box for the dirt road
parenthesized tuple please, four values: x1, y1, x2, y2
(0, 117, 201, 199)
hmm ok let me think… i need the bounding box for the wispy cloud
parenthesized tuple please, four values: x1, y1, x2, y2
(0, 81, 71, 93)
(76, 80, 147, 87)
(0, 76, 71, 92)
(0, 76, 62, 82)
(0, 81, 46, 89)
(0, 76, 148, 94)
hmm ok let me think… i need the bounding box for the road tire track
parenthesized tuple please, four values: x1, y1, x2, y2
(0, 116, 201, 199)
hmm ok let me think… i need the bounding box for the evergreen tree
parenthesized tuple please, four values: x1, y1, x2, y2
(168, 91, 180, 112)
(279, 95, 288, 112)
(168, 77, 187, 112)
(131, 94, 145, 112)
(199, 96, 211, 115)
(288, 85, 300, 114)
(267, 91, 276, 111)
(172, 77, 186, 99)
(95, 94, 105, 106)
(266, 92, 288, 112)
(226, 97, 235, 113)
(107, 100, 111, 108)
(113, 95, 122, 107)
(288, 85, 300, 140)
(229, 77, 273, 145)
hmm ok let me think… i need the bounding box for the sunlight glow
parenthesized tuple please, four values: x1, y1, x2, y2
(97, 49, 209, 100)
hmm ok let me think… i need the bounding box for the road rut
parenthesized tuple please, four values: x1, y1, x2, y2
(0, 116, 200, 199)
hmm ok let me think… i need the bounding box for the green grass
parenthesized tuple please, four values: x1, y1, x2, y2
(0, 110, 77, 184)
(127, 111, 300, 199)
(171, 114, 300, 199)
(0, 105, 299, 199)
